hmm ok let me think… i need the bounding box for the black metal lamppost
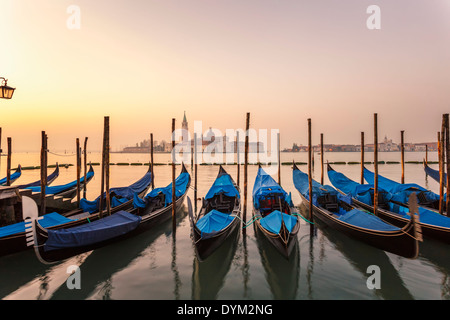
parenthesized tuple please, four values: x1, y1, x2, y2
(0, 77, 15, 99)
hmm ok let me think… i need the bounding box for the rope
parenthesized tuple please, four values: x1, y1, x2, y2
(243, 215, 261, 228)
(47, 150, 77, 157)
(292, 213, 314, 225)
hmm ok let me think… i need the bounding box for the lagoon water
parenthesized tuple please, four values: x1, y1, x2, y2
(0, 151, 449, 300)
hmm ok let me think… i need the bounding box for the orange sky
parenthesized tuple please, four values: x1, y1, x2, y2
(1, 0, 449, 152)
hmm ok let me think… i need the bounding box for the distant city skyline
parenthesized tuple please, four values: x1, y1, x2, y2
(1, 1, 449, 153)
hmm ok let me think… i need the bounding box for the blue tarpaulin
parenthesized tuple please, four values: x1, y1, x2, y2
(386, 202, 450, 228)
(81, 170, 152, 213)
(26, 169, 94, 195)
(329, 166, 450, 230)
(44, 210, 141, 252)
(328, 168, 387, 205)
(424, 163, 446, 187)
(205, 173, 239, 200)
(0, 168, 21, 186)
(133, 171, 190, 208)
(253, 167, 291, 209)
(293, 167, 351, 207)
(363, 167, 440, 204)
(17, 165, 60, 189)
(259, 210, 298, 234)
(196, 209, 235, 238)
(337, 209, 400, 231)
(293, 166, 338, 200)
(0, 212, 75, 238)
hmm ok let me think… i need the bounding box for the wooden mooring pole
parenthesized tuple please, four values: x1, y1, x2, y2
(243, 113, 250, 229)
(105, 117, 111, 216)
(76, 138, 81, 207)
(99, 116, 110, 218)
(194, 132, 198, 212)
(40, 132, 47, 216)
(401, 130, 405, 184)
(373, 113, 378, 216)
(150, 133, 154, 189)
(440, 116, 445, 215)
(445, 114, 450, 216)
(361, 132, 364, 184)
(171, 118, 176, 232)
(0, 128, 2, 179)
(308, 118, 313, 223)
(320, 133, 324, 185)
(278, 132, 281, 186)
(236, 131, 240, 187)
(83, 137, 88, 199)
(6, 137, 11, 186)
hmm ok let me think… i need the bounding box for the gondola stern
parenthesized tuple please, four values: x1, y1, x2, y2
(21, 196, 54, 264)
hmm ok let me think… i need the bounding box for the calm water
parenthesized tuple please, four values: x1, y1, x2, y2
(0, 151, 449, 300)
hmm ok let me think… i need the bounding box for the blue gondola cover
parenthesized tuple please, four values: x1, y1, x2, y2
(253, 167, 291, 209)
(27, 169, 94, 195)
(329, 166, 450, 229)
(424, 163, 446, 187)
(134, 171, 190, 208)
(328, 168, 385, 205)
(0, 168, 21, 186)
(293, 166, 338, 202)
(81, 170, 152, 213)
(0, 212, 76, 238)
(337, 209, 400, 231)
(44, 211, 141, 252)
(196, 209, 235, 238)
(363, 167, 441, 204)
(205, 173, 239, 200)
(260, 210, 298, 234)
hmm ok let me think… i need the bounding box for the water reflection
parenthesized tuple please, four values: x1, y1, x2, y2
(254, 225, 300, 299)
(312, 219, 414, 300)
(2, 251, 91, 300)
(419, 239, 450, 299)
(40, 207, 185, 299)
(191, 227, 240, 299)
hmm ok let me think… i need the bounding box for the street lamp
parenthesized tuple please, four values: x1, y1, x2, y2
(0, 77, 15, 99)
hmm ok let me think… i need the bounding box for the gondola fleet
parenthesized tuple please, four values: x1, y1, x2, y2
(0, 158, 449, 265)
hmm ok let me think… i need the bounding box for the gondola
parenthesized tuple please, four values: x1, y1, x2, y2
(364, 166, 442, 211)
(24, 164, 94, 199)
(0, 165, 151, 258)
(188, 165, 241, 261)
(16, 163, 60, 189)
(252, 166, 300, 259)
(293, 164, 421, 259)
(0, 165, 22, 186)
(27, 164, 190, 263)
(423, 159, 446, 187)
(327, 163, 450, 244)
(132, 162, 190, 227)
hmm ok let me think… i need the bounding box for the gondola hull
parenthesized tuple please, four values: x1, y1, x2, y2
(0, 167, 149, 258)
(327, 164, 450, 244)
(34, 190, 188, 263)
(253, 210, 300, 259)
(351, 197, 450, 244)
(192, 217, 240, 261)
(299, 192, 419, 259)
(31, 165, 190, 263)
(189, 166, 241, 261)
(251, 166, 300, 259)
